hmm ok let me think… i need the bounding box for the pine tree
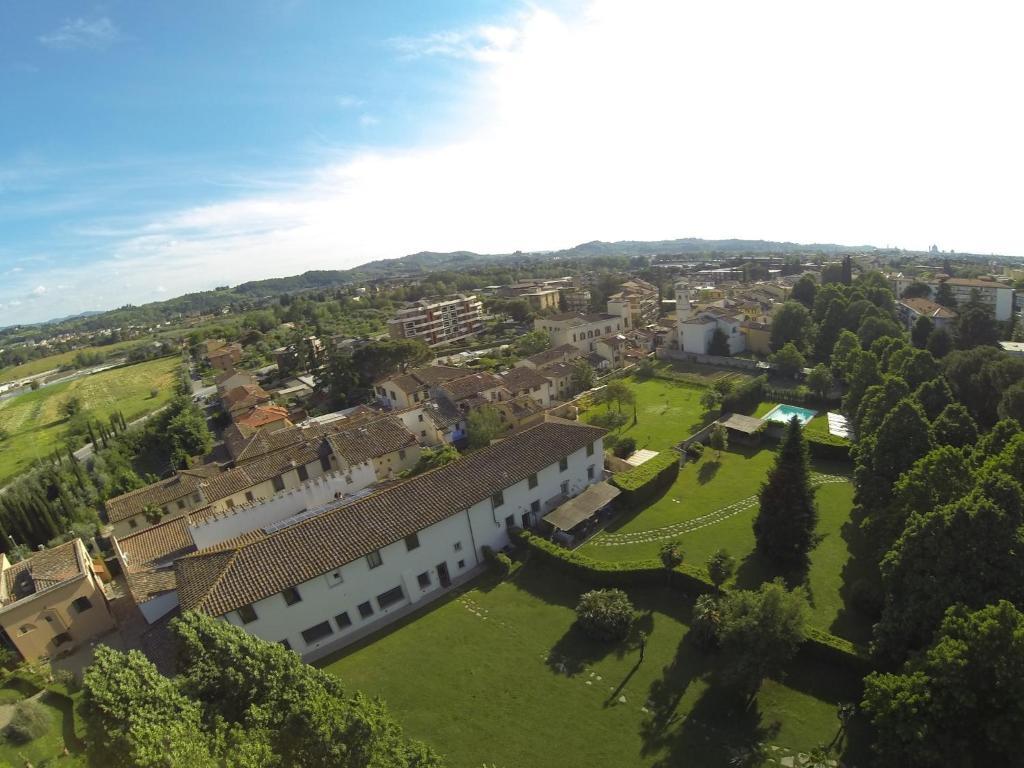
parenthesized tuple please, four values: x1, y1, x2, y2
(753, 416, 818, 567)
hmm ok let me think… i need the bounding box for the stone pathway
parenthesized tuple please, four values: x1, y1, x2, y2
(589, 474, 850, 548)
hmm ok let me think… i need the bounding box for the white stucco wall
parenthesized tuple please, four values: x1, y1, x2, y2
(221, 437, 604, 656)
(189, 465, 378, 550)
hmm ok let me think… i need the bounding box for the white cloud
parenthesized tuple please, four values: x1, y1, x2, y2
(8, 0, 1024, 325)
(389, 23, 520, 62)
(359, 114, 380, 127)
(337, 95, 364, 109)
(31, 285, 46, 296)
(39, 17, 120, 50)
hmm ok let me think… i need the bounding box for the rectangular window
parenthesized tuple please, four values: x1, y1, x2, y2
(177, 499, 186, 510)
(586, 442, 595, 457)
(301, 621, 333, 645)
(336, 612, 352, 629)
(272, 475, 286, 492)
(297, 465, 309, 482)
(587, 465, 595, 480)
(531, 499, 540, 514)
(320, 455, 332, 471)
(377, 586, 404, 609)
(367, 550, 383, 569)
(281, 587, 302, 606)
(245, 491, 255, 503)
(405, 533, 420, 551)
(399, 449, 407, 460)
(418, 414, 424, 422)
(561, 480, 570, 496)
(417, 571, 431, 588)
(226, 498, 235, 509)
(326, 570, 343, 587)
(491, 490, 504, 508)
(128, 519, 138, 529)
(528, 473, 538, 489)
(453, 541, 463, 552)
(71, 596, 93, 614)
(358, 601, 374, 619)
(192, 492, 202, 503)
(505, 514, 515, 529)
(237, 604, 257, 624)
(458, 559, 466, 569)
(559, 457, 568, 472)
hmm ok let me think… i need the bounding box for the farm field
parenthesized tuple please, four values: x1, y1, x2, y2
(0, 338, 152, 385)
(322, 562, 866, 768)
(0, 356, 179, 483)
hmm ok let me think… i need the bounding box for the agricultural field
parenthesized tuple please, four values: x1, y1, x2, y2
(0, 356, 179, 484)
(322, 562, 866, 768)
(0, 338, 152, 385)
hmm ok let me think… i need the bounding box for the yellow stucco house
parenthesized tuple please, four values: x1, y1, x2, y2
(0, 539, 116, 662)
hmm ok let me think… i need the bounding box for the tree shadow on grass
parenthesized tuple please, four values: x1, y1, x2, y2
(697, 460, 720, 485)
(830, 514, 881, 646)
(734, 549, 810, 593)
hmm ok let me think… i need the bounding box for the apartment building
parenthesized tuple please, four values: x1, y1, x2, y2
(388, 294, 485, 347)
(175, 419, 606, 659)
(888, 274, 1015, 321)
(0, 539, 115, 662)
(897, 298, 957, 331)
(607, 278, 660, 327)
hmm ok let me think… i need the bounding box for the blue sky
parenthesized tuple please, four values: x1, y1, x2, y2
(2, 1, 1023, 325)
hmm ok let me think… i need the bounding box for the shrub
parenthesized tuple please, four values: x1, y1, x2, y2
(611, 450, 680, 506)
(591, 411, 628, 431)
(575, 588, 636, 642)
(685, 442, 704, 461)
(494, 553, 512, 579)
(613, 437, 637, 458)
(721, 375, 766, 415)
(5, 699, 51, 744)
(805, 431, 851, 461)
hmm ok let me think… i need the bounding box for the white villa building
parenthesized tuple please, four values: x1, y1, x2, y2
(173, 419, 607, 659)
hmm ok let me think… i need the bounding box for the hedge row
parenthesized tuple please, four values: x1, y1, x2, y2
(721, 375, 767, 415)
(610, 450, 681, 506)
(513, 529, 715, 596)
(513, 530, 872, 675)
(805, 431, 852, 462)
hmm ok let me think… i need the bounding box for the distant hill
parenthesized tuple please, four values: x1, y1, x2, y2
(14, 236, 882, 335)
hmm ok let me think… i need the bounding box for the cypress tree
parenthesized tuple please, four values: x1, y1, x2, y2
(753, 416, 818, 567)
(87, 421, 98, 447)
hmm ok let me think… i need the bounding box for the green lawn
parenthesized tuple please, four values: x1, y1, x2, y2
(583, 375, 713, 451)
(0, 356, 179, 483)
(321, 563, 866, 768)
(0, 692, 83, 766)
(581, 446, 869, 643)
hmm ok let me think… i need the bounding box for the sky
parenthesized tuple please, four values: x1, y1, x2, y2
(2, 0, 1023, 325)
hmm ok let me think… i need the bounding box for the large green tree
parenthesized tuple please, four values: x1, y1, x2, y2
(718, 580, 808, 701)
(863, 601, 1024, 768)
(930, 402, 979, 448)
(770, 301, 813, 352)
(466, 405, 503, 449)
(769, 342, 806, 378)
(753, 417, 817, 567)
(873, 472, 1024, 663)
(853, 398, 932, 519)
(790, 274, 818, 309)
(911, 315, 933, 349)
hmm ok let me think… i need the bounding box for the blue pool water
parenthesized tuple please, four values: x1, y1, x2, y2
(762, 403, 818, 427)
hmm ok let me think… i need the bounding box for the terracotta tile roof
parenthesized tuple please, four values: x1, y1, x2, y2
(943, 277, 1009, 289)
(437, 371, 507, 402)
(176, 420, 606, 617)
(326, 416, 417, 465)
(500, 366, 549, 393)
(125, 567, 178, 604)
(541, 361, 577, 378)
(235, 405, 291, 430)
(222, 384, 271, 410)
(105, 473, 205, 524)
(375, 366, 466, 392)
(900, 297, 958, 319)
(2, 540, 84, 605)
(117, 516, 195, 568)
(523, 344, 583, 367)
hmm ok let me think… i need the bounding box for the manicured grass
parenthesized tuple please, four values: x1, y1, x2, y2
(0, 356, 179, 483)
(581, 444, 870, 643)
(583, 375, 713, 451)
(321, 563, 865, 768)
(0, 339, 150, 385)
(0, 692, 83, 766)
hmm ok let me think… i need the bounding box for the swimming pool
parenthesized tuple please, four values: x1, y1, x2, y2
(762, 403, 818, 427)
